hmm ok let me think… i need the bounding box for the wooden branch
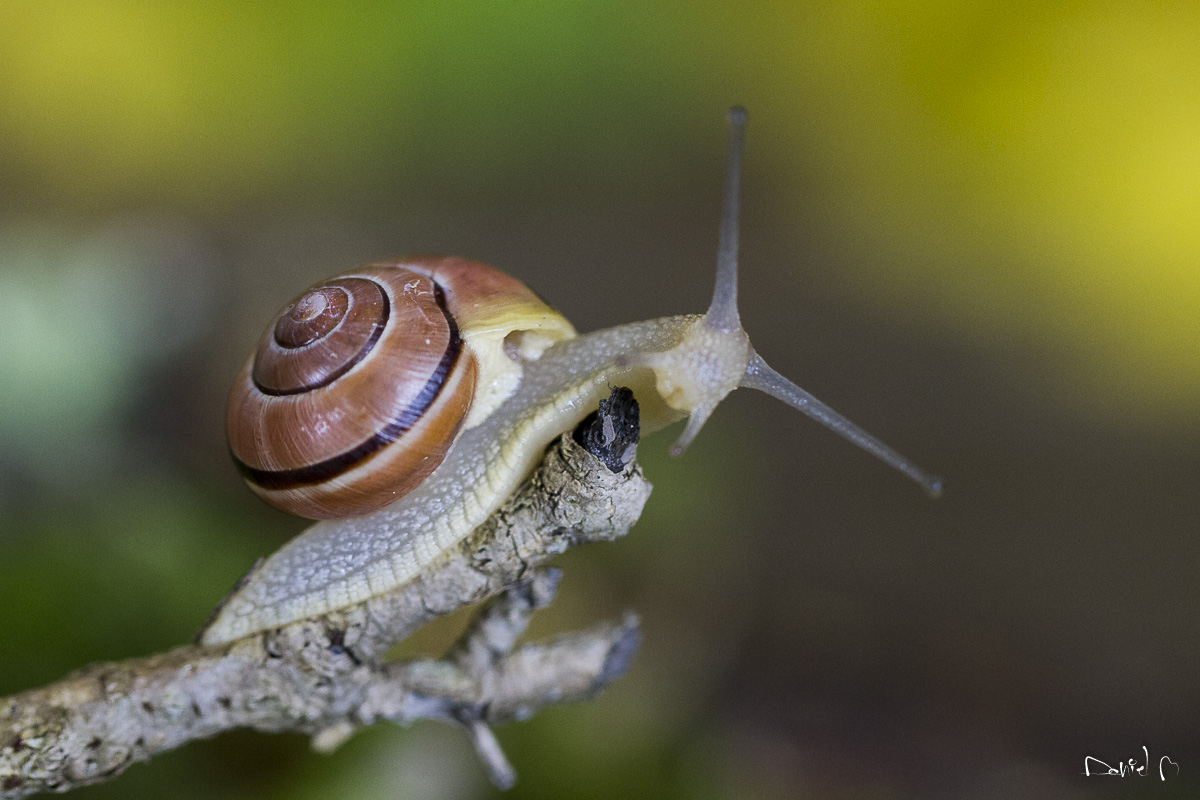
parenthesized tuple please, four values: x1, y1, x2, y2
(1, 391, 651, 798)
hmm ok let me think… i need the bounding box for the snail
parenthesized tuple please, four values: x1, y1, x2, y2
(201, 107, 940, 646)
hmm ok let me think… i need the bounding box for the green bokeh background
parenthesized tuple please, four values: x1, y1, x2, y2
(2, 2, 1198, 798)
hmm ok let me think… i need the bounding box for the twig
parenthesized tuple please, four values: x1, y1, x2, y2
(1, 390, 651, 798)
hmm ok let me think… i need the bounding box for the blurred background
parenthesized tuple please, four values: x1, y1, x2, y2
(1, 2, 1198, 798)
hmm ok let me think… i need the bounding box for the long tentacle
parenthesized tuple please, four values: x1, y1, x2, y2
(741, 351, 943, 497)
(705, 106, 746, 333)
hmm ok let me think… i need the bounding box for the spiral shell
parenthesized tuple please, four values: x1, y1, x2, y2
(228, 256, 575, 519)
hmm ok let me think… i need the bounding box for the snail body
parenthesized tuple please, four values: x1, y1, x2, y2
(205, 312, 697, 643)
(201, 108, 940, 646)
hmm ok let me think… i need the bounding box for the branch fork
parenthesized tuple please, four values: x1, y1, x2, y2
(2, 390, 650, 798)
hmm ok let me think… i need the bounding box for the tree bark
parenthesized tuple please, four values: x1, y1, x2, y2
(1, 391, 650, 798)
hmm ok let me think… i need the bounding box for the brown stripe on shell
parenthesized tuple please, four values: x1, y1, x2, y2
(227, 268, 479, 518)
(252, 278, 388, 396)
(234, 285, 463, 491)
(238, 348, 476, 518)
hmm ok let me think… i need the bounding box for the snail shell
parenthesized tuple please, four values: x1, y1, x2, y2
(227, 256, 575, 519)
